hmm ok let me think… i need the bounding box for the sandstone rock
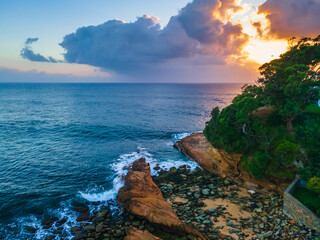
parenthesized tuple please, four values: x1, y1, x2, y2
(174, 133, 241, 178)
(117, 158, 208, 240)
(124, 226, 161, 240)
(174, 133, 290, 192)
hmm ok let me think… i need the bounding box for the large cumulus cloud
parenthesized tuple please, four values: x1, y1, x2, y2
(255, 0, 320, 39)
(57, 0, 248, 74)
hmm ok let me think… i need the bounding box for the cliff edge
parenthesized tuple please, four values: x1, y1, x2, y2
(174, 133, 290, 192)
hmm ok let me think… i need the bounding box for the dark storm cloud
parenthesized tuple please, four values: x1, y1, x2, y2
(255, 0, 320, 39)
(58, 0, 248, 73)
(20, 38, 62, 63)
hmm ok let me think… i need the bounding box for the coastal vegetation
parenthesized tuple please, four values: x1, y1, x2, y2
(204, 36, 320, 181)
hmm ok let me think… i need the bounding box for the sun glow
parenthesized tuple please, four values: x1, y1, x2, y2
(244, 39, 288, 64)
(227, 0, 289, 65)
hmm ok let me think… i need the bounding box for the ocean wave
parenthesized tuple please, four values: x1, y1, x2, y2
(0, 146, 199, 239)
(171, 132, 192, 143)
(79, 147, 156, 202)
(79, 146, 198, 203)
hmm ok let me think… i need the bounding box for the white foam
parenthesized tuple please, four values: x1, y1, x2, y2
(79, 146, 199, 203)
(0, 199, 79, 240)
(79, 147, 157, 202)
(154, 159, 199, 173)
(171, 132, 192, 142)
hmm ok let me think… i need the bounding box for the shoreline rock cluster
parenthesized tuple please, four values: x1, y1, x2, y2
(69, 160, 318, 240)
(65, 133, 320, 239)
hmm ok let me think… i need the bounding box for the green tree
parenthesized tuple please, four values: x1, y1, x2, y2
(258, 36, 320, 132)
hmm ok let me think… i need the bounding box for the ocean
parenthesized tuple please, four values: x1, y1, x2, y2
(0, 83, 242, 239)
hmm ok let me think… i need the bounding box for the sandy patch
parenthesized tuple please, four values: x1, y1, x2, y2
(202, 198, 256, 240)
(234, 187, 251, 198)
(173, 196, 189, 204)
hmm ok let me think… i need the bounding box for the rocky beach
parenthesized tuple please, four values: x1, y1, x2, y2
(62, 133, 319, 240)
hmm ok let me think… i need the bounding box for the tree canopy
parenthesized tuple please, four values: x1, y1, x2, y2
(257, 36, 320, 132)
(204, 36, 320, 180)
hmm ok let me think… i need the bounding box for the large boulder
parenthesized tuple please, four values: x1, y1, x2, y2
(117, 158, 208, 240)
(174, 132, 241, 178)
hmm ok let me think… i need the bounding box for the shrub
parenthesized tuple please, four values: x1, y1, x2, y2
(306, 177, 320, 194)
(276, 140, 299, 165)
(248, 152, 269, 179)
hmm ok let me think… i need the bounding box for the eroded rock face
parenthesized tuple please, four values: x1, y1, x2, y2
(117, 158, 208, 240)
(174, 133, 241, 178)
(124, 226, 161, 240)
(174, 133, 289, 192)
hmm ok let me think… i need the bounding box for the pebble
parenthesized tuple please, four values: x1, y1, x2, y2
(226, 220, 233, 226)
(202, 189, 210, 195)
(263, 231, 273, 237)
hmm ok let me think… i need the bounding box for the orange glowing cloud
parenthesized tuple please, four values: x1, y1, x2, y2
(253, 0, 320, 39)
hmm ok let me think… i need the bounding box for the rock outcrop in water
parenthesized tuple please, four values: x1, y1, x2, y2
(174, 133, 290, 192)
(117, 158, 208, 240)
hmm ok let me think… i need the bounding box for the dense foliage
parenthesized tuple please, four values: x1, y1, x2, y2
(204, 36, 320, 180)
(306, 177, 320, 194)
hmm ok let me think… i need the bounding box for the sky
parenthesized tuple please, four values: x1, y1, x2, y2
(0, 0, 319, 83)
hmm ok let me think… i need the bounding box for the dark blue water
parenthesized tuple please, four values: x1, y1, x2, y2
(0, 83, 242, 239)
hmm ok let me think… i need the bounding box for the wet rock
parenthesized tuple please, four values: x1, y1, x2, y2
(57, 218, 67, 225)
(73, 207, 89, 213)
(92, 215, 104, 223)
(42, 217, 59, 226)
(153, 165, 160, 171)
(77, 211, 90, 222)
(75, 231, 86, 240)
(84, 225, 95, 232)
(26, 227, 38, 233)
(71, 226, 79, 232)
(169, 167, 177, 173)
(96, 222, 104, 232)
(45, 236, 55, 240)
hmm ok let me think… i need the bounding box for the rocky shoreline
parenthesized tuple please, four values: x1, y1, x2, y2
(173, 133, 291, 193)
(63, 133, 320, 240)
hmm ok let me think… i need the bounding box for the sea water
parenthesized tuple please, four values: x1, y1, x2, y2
(0, 83, 242, 239)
